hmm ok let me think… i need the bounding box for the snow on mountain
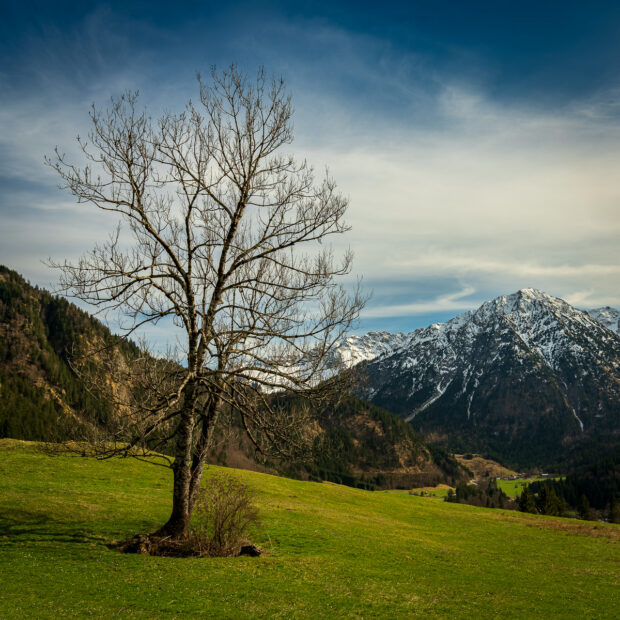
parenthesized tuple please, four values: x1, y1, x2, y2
(333, 331, 408, 367)
(355, 289, 620, 468)
(336, 293, 620, 369)
(585, 307, 620, 335)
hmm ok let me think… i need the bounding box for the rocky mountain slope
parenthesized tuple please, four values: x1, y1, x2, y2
(585, 307, 620, 336)
(333, 331, 408, 367)
(335, 299, 620, 367)
(351, 289, 619, 469)
(0, 266, 136, 441)
(0, 265, 467, 488)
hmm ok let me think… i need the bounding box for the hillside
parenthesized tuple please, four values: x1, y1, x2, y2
(209, 395, 464, 489)
(454, 453, 517, 480)
(0, 265, 139, 441)
(356, 289, 620, 469)
(0, 440, 617, 618)
(0, 265, 463, 488)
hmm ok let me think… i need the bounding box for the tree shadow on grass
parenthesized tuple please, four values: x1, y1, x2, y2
(0, 508, 109, 546)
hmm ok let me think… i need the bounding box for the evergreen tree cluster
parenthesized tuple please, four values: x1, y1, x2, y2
(517, 483, 568, 517)
(445, 478, 511, 509)
(428, 444, 465, 482)
(0, 266, 137, 441)
(520, 456, 620, 521)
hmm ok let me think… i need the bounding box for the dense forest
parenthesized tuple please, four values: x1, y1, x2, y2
(444, 479, 513, 509)
(522, 456, 620, 521)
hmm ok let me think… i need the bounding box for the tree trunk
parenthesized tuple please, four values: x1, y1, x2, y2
(155, 458, 192, 538)
(154, 393, 197, 538)
(187, 394, 221, 514)
(153, 383, 221, 539)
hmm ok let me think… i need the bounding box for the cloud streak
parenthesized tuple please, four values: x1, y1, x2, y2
(362, 286, 478, 319)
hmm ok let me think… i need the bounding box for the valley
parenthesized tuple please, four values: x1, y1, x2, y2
(0, 266, 468, 490)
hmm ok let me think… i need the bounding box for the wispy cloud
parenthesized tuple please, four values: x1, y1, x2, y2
(363, 286, 478, 318)
(1, 6, 619, 339)
(391, 255, 620, 280)
(293, 76, 620, 319)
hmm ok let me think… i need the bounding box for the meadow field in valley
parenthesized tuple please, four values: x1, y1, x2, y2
(496, 477, 559, 499)
(0, 439, 618, 618)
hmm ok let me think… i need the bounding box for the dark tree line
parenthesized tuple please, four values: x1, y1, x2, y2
(520, 456, 620, 521)
(517, 484, 567, 517)
(445, 479, 511, 509)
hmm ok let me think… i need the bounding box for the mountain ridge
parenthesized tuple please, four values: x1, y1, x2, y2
(334, 289, 619, 367)
(341, 289, 620, 469)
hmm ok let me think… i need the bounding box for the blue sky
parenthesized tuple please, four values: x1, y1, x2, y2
(2, 1, 620, 341)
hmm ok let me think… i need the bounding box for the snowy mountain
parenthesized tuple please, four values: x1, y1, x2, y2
(354, 289, 620, 468)
(333, 331, 408, 367)
(585, 307, 620, 336)
(335, 298, 620, 368)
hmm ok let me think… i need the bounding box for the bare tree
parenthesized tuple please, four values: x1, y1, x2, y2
(47, 66, 364, 540)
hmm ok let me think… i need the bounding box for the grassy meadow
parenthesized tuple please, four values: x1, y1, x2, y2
(497, 477, 560, 499)
(0, 439, 618, 618)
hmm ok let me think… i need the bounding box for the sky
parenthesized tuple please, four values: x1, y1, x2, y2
(1, 0, 620, 341)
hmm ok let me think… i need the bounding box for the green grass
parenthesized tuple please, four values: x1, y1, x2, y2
(497, 477, 561, 499)
(0, 440, 618, 618)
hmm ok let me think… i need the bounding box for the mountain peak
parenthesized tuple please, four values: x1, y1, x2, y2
(517, 287, 547, 298)
(360, 289, 620, 468)
(495, 288, 558, 307)
(336, 290, 619, 369)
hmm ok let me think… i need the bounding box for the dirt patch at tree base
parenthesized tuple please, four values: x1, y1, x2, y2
(112, 534, 262, 558)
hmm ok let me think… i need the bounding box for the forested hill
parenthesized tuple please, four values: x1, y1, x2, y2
(0, 265, 138, 440)
(0, 266, 467, 489)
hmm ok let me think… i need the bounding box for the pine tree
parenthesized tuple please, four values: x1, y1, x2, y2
(536, 485, 562, 516)
(608, 499, 620, 524)
(518, 485, 536, 513)
(578, 494, 595, 521)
